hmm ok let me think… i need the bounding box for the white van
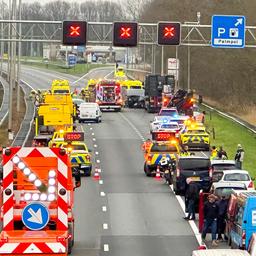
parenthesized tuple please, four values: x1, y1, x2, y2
(192, 249, 250, 256)
(78, 102, 102, 123)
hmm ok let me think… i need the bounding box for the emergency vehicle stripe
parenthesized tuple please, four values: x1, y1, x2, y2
(12, 242, 31, 254)
(0, 243, 19, 253)
(33, 243, 52, 253)
(154, 155, 162, 164)
(16, 147, 34, 157)
(45, 242, 66, 253)
(3, 161, 13, 231)
(36, 147, 56, 157)
(57, 155, 68, 230)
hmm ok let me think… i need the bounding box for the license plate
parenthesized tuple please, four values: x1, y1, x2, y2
(190, 177, 200, 181)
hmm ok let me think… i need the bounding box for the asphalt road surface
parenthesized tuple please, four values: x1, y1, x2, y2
(10, 66, 204, 255)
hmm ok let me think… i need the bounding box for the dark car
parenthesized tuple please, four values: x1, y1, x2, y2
(173, 156, 212, 195)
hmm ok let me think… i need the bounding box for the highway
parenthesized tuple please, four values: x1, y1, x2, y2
(17, 66, 199, 256)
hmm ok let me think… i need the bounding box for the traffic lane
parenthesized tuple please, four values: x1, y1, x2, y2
(121, 108, 210, 157)
(100, 236, 198, 256)
(92, 111, 198, 256)
(71, 123, 102, 256)
(2, 63, 113, 90)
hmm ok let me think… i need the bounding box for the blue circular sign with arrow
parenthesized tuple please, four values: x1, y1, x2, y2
(22, 202, 50, 231)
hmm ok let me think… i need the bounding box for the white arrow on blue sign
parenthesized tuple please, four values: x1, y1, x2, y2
(211, 15, 246, 48)
(22, 202, 50, 231)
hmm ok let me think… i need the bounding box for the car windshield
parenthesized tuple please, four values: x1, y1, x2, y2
(159, 110, 177, 116)
(212, 164, 236, 170)
(161, 124, 179, 129)
(180, 159, 210, 170)
(73, 99, 84, 106)
(224, 173, 250, 181)
(214, 187, 246, 198)
(54, 90, 69, 93)
(72, 145, 87, 151)
(151, 144, 177, 153)
(187, 129, 205, 134)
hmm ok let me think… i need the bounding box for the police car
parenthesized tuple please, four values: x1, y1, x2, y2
(150, 116, 173, 133)
(180, 125, 210, 150)
(143, 140, 180, 176)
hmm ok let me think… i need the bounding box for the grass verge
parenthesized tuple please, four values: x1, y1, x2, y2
(21, 59, 112, 76)
(0, 87, 26, 148)
(203, 106, 256, 177)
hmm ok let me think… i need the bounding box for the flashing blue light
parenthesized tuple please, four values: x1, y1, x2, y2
(163, 118, 168, 123)
(173, 114, 178, 118)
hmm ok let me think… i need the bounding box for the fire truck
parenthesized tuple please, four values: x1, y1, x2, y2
(0, 147, 81, 255)
(95, 80, 123, 111)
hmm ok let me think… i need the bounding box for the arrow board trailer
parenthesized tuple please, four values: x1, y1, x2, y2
(0, 147, 81, 256)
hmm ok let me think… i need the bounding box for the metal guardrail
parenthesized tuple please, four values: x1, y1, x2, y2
(202, 103, 256, 134)
(0, 77, 9, 126)
(12, 80, 34, 146)
(128, 68, 256, 134)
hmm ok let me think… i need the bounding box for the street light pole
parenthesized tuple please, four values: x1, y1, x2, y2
(161, 45, 164, 76)
(17, 0, 21, 111)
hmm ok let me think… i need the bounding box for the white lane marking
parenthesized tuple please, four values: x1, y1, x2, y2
(95, 151, 99, 155)
(93, 138, 96, 141)
(119, 112, 146, 142)
(88, 123, 91, 126)
(103, 223, 108, 230)
(102, 206, 107, 212)
(99, 180, 104, 185)
(92, 133, 95, 136)
(96, 159, 100, 163)
(94, 144, 98, 148)
(100, 191, 106, 197)
(97, 168, 102, 173)
(103, 70, 114, 79)
(169, 184, 204, 246)
(104, 244, 109, 252)
(90, 127, 93, 130)
(200, 151, 209, 158)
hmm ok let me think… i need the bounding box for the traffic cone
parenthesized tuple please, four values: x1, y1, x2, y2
(93, 168, 100, 181)
(154, 166, 161, 180)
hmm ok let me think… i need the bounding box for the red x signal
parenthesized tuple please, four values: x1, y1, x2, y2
(120, 27, 132, 38)
(164, 26, 175, 38)
(70, 26, 80, 37)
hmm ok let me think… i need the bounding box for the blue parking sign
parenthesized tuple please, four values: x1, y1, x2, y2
(211, 15, 246, 48)
(22, 202, 50, 231)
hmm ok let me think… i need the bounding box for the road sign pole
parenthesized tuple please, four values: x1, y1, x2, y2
(175, 46, 179, 91)
(161, 45, 164, 76)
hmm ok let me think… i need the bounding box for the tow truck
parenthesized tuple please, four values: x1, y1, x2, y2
(51, 79, 71, 94)
(0, 146, 81, 255)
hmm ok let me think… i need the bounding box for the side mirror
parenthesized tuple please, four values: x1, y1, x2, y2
(88, 149, 92, 153)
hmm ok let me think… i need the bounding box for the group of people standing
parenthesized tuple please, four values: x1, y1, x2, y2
(183, 178, 228, 246)
(211, 144, 245, 169)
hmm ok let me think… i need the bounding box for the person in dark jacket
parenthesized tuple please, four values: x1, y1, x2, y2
(217, 146, 228, 160)
(234, 144, 244, 169)
(217, 196, 228, 241)
(201, 194, 219, 246)
(183, 178, 199, 220)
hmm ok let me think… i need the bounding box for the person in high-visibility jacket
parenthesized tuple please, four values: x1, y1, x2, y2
(141, 139, 152, 153)
(210, 146, 218, 160)
(180, 145, 191, 156)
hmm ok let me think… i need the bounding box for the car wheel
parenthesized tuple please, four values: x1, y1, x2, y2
(78, 120, 81, 123)
(144, 163, 151, 177)
(84, 167, 92, 177)
(96, 118, 100, 123)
